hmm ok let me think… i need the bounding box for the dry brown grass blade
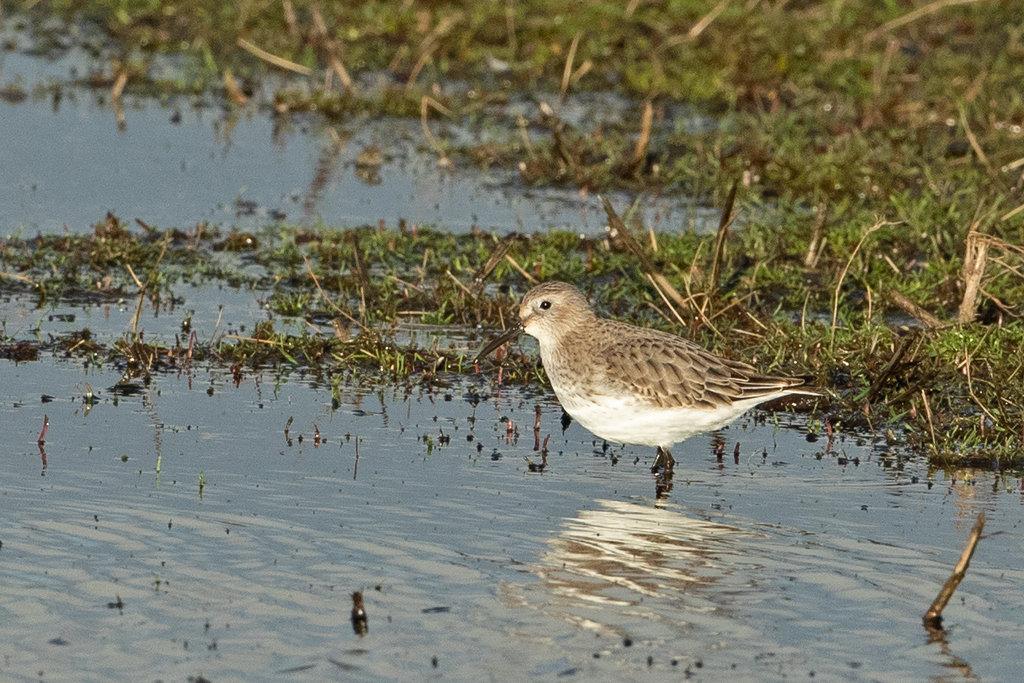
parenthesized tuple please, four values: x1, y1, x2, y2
(505, 0, 517, 57)
(920, 389, 938, 451)
(1000, 202, 1024, 222)
(663, 0, 730, 46)
(111, 68, 128, 101)
(407, 12, 463, 88)
(861, 0, 981, 46)
(472, 234, 517, 295)
(350, 232, 371, 290)
(0, 270, 38, 286)
(303, 254, 358, 326)
(601, 197, 717, 334)
(646, 273, 686, 326)
(223, 69, 248, 106)
(129, 230, 172, 338)
(617, 99, 654, 178)
(327, 50, 354, 91)
(421, 96, 453, 166)
(446, 269, 473, 296)
(550, 125, 576, 170)
(281, 0, 300, 40)
(959, 106, 994, 175)
(237, 38, 312, 75)
(804, 202, 827, 269)
(863, 335, 912, 405)
(503, 254, 538, 284)
(708, 181, 738, 296)
(688, 0, 730, 39)
(310, 1, 328, 34)
(923, 512, 985, 629)
(963, 342, 1000, 426)
(407, 46, 436, 87)
(310, 3, 354, 91)
(602, 197, 659, 273)
(560, 33, 581, 101)
(831, 219, 891, 348)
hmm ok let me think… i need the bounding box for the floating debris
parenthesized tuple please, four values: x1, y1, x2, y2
(351, 591, 368, 636)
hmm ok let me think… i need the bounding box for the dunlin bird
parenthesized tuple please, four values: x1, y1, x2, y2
(476, 282, 816, 471)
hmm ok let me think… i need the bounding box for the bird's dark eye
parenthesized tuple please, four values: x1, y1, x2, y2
(539, 300, 551, 310)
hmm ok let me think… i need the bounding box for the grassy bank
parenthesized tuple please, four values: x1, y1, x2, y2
(2, 209, 1022, 470)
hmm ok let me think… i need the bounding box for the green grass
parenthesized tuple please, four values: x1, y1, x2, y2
(2, 212, 1023, 469)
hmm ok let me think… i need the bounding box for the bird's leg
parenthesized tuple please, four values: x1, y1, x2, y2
(651, 446, 675, 474)
(653, 447, 674, 498)
(655, 471, 673, 499)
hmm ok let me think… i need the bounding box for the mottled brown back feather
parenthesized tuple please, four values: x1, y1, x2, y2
(594, 320, 805, 409)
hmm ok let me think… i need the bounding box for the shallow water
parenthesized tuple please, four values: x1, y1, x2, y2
(1, 351, 1022, 682)
(0, 46, 716, 239)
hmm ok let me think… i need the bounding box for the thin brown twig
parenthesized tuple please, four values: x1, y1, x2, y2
(988, 255, 1024, 281)
(890, 290, 944, 329)
(472, 234, 517, 295)
(38, 414, 49, 445)
(923, 513, 985, 627)
(407, 46, 436, 87)
(959, 222, 989, 324)
(645, 299, 674, 325)
(624, 99, 654, 174)
(708, 292, 756, 323)
(129, 231, 171, 338)
(679, 271, 722, 338)
(388, 273, 426, 293)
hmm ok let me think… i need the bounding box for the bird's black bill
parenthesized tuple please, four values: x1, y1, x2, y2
(474, 323, 524, 363)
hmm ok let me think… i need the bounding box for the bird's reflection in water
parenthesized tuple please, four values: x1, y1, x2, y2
(537, 500, 753, 601)
(501, 499, 761, 642)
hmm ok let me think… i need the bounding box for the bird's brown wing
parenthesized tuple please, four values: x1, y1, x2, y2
(596, 322, 804, 409)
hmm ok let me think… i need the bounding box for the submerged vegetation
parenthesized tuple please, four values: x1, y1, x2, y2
(1, 1, 1023, 468)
